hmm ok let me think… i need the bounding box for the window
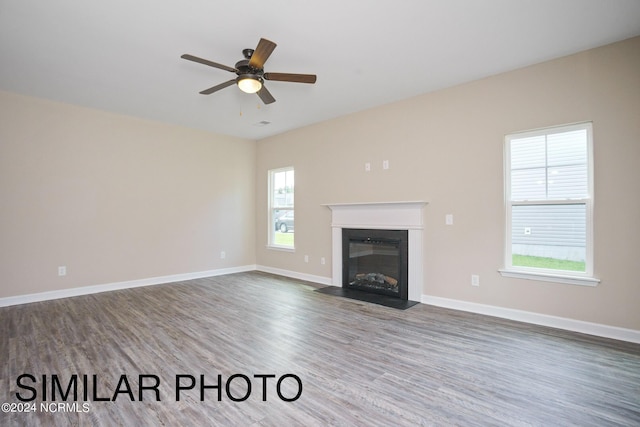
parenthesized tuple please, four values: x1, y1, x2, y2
(501, 122, 599, 286)
(268, 167, 294, 249)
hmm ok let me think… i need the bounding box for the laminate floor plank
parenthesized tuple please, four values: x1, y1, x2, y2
(1, 271, 639, 426)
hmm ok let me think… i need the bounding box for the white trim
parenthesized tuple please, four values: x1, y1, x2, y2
(324, 201, 427, 230)
(268, 166, 295, 249)
(0, 265, 256, 308)
(322, 201, 426, 208)
(498, 268, 600, 286)
(2, 266, 637, 344)
(422, 295, 640, 344)
(504, 122, 595, 281)
(328, 223, 424, 230)
(255, 265, 333, 286)
(266, 245, 295, 252)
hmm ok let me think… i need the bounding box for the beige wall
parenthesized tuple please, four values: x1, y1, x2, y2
(1, 37, 638, 331)
(256, 37, 640, 330)
(0, 91, 256, 298)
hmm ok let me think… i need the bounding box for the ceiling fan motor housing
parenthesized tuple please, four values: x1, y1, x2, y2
(235, 58, 264, 77)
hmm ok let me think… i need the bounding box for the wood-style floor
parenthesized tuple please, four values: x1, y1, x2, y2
(1, 271, 639, 426)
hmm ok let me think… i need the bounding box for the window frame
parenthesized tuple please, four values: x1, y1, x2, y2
(267, 166, 295, 251)
(499, 122, 599, 286)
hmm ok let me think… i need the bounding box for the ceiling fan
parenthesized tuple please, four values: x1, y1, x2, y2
(181, 38, 317, 105)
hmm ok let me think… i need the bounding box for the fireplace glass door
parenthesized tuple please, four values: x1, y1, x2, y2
(342, 229, 408, 299)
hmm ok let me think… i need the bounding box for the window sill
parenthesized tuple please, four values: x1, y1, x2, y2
(266, 245, 295, 252)
(498, 269, 600, 287)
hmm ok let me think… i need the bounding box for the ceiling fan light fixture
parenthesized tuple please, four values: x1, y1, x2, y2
(237, 74, 263, 94)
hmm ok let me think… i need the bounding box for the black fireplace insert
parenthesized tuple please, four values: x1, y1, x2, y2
(342, 228, 408, 300)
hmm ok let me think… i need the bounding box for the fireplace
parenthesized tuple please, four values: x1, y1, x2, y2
(343, 228, 408, 299)
(322, 201, 427, 308)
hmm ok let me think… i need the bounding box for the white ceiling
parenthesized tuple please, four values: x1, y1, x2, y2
(1, 1, 639, 140)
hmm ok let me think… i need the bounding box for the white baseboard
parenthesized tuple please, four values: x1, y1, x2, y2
(0, 265, 256, 308)
(255, 265, 333, 286)
(2, 267, 637, 344)
(423, 295, 640, 344)
(251, 268, 640, 344)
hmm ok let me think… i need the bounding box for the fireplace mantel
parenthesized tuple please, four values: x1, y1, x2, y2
(324, 201, 426, 229)
(324, 201, 427, 302)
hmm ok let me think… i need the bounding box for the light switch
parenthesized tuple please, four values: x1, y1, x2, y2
(445, 214, 453, 225)
(471, 275, 480, 287)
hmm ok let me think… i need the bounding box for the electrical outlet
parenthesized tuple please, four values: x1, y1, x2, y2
(220, 251, 226, 259)
(382, 160, 389, 170)
(320, 257, 326, 265)
(446, 214, 453, 225)
(471, 274, 480, 287)
(365, 162, 371, 172)
(58, 266, 67, 276)
(304, 255, 309, 263)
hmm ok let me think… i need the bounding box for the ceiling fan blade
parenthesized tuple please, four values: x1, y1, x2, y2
(248, 38, 277, 69)
(199, 79, 236, 95)
(263, 72, 317, 84)
(256, 85, 276, 104)
(181, 54, 237, 73)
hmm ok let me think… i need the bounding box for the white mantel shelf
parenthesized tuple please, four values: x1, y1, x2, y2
(324, 201, 428, 230)
(324, 201, 427, 302)
(323, 201, 427, 207)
